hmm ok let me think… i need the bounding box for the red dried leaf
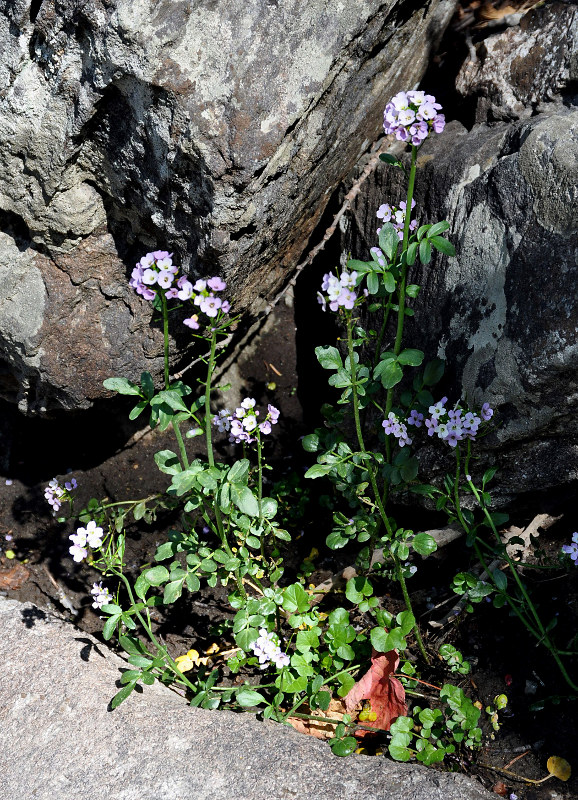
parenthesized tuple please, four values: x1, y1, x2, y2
(0, 561, 30, 590)
(345, 649, 407, 733)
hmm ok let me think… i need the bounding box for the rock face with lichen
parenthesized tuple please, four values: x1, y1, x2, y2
(341, 3, 578, 501)
(0, 0, 457, 413)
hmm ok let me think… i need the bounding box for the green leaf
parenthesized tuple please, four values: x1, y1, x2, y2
(315, 346, 343, 371)
(379, 223, 398, 261)
(140, 371, 155, 398)
(302, 434, 319, 453)
(103, 614, 121, 641)
(389, 743, 413, 762)
(133, 502, 146, 521)
(103, 377, 142, 396)
(429, 235, 455, 256)
(406, 242, 418, 266)
(236, 687, 265, 707)
(370, 626, 389, 652)
(374, 359, 403, 389)
(304, 463, 331, 479)
(396, 610, 415, 636)
(129, 400, 149, 420)
(427, 220, 450, 237)
(345, 576, 373, 604)
(153, 390, 189, 413)
(227, 459, 250, 484)
(330, 737, 357, 757)
(111, 681, 137, 709)
(417, 224, 431, 241)
(163, 579, 184, 604)
(119, 635, 146, 656)
(406, 282, 420, 298)
(128, 655, 153, 669)
(412, 532, 438, 557)
(230, 484, 259, 517)
(398, 349, 424, 367)
(423, 358, 445, 386)
(419, 239, 432, 265)
(379, 153, 400, 166)
(492, 568, 507, 592)
(154, 450, 182, 475)
(143, 565, 170, 586)
(296, 629, 320, 651)
(367, 271, 379, 295)
(260, 497, 278, 519)
(283, 583, 310, 614)
(383, 271, 396, 293)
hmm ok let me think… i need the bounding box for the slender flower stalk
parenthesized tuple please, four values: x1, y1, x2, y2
(346, 316, 428, 663)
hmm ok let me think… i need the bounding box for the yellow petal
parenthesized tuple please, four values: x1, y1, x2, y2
(547, 756, 571, 781)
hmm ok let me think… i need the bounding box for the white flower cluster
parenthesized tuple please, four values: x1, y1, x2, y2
(250, 628, 290, 669)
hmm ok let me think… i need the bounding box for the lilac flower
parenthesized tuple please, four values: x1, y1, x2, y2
(91, 582, 113, 610)
(481, 402, 494, 421)
(382, 412, 412, 447)
(318, 271, 359, 313)
(422, 400, 492, 447)
(250, 628, 290, 670)
(212, 409, 231, 433)
(215, 400, 280, 445)
(370, 246, 387, 268)
(376, 199, 418, 241)
(207, 276, 226, 292)
(198, 294, 222, 317)
(44, 476, 77, 513)
(69, 541, 88, 563)
(129, 250, 176, 300)
(183, 315, 200, 330)
(562, 533, 578, 563)
(428, 397, 448, 420)
(407, 410, 424, 427)
(383, 90, 445, 146)
(177, 279, 194, 301)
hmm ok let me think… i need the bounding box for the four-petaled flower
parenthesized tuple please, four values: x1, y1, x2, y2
(562, 532, 578, 563)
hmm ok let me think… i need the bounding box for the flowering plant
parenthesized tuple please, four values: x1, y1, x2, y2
(52, 87, 576, 767)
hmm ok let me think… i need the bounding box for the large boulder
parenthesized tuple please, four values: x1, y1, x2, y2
(0, 595, 495, 800)
(340, 4, 578, 502)
(0, 0, 457, 412)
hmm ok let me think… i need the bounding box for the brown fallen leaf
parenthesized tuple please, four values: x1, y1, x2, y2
(0, 560, 30, 590)
(502, 513, 561, 561)
(492, 781, 507, 796)
(287, 697, 348, 740)
(345, 649, 407, 735)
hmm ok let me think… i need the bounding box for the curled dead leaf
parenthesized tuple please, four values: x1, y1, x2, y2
(287, 697, 348, 740)
(547, 756, 571, 782)
(491, 781, 507, 796)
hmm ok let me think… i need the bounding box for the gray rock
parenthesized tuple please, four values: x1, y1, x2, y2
(342, 104, 578, 502)
(456, 2, 578, 123)
(0, 0, 457, 411)
(0, 596, 493, 800)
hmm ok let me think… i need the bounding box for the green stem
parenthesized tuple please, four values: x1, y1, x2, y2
(346, 316, 428, 663)
(160, 293, 189, 469)
(160, 293, 171, 390)
(454, 447, 578, 691)
(203, 330, 246, 599)
(112, 567, 198, 693)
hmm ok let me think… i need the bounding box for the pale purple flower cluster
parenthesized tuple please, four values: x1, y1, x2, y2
(318, 270, 358, 312)
(376, 199, 418, 241)
(129, 251, 230, 331)
(69, 520, 104, 563)
(383, 90, 445, 146)
(174, 276, 231, 330)
(424, 398, 493, 448)
(251, 628, 290, 669)
(44, 477, 77, 512)
(382, 412, 412, 447)
(91, 581, 113, 609)
(130, 250, 178, 301)
(562, 533, 578, 563)
(213, 398, 280, 444)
